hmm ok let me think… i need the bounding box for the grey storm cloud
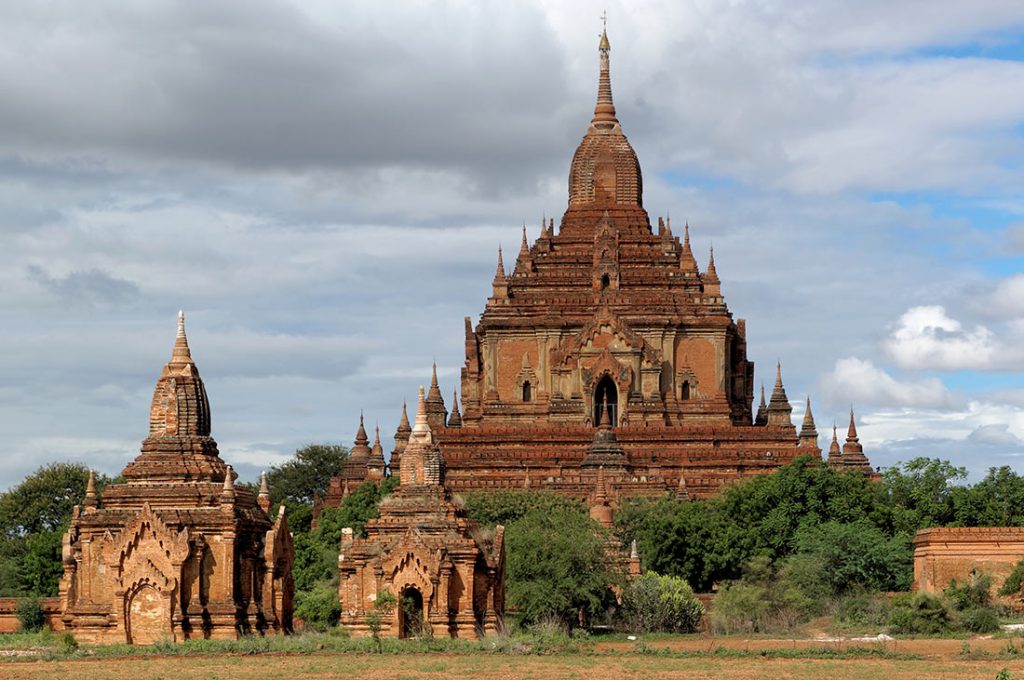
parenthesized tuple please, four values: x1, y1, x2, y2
(26, 264, 141, 307)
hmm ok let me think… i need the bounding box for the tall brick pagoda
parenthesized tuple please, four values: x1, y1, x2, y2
(426, 28, 872, 500)
(325, 27, 871, 504)
(58, 313, 294, 644)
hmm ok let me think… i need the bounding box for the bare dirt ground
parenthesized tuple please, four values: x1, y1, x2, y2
(2, 649, 1024, 680)
(594, 634, 1021, 659)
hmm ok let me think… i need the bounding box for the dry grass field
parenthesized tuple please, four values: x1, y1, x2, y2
(4, 634, 1024, 680)
(3, 651, 1024, 680)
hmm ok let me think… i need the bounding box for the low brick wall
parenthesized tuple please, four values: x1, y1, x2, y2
(0, 597, 64, 634)
(914, 526, 1024, 602)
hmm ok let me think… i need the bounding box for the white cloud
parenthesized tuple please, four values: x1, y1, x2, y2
(823, 357, 958, 409)
(883, 305, 1002, 370)
(968, 423, 1023, 446)
(990, 274, 1024, 316)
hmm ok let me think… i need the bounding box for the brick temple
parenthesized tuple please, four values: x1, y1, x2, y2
(326, 28, 873, 505)
(338, 387, 504, 639)
(58, 313, 294, 643)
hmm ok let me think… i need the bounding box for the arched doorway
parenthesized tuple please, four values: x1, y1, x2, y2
(593, 375, 618, 427)
(126, 584, 170, 645)
(522, 381, 532, 402)
(399, 587, 424, 639)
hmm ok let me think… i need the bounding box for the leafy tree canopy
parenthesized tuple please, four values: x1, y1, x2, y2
(0, 463, 111, 539)
(505, 505, 621, 628)
(266, 443, 349, 506)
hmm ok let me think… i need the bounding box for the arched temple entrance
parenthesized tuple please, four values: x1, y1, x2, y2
(126, 584, 170, 645)
(399, 587, 424, 639)
(593, 375, 618, 427)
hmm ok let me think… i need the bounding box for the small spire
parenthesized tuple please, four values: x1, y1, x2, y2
(799, 396, 819, 446)
(493, 245, 507, 284)
(829, 423, 841, 457)
(84, 469, 97, 508)
(676, 474, 689, 501)
(171, 310, 193, 363)
(257, 470, 271, 512)
(373, 424, 381, 448)
(755, 384, 768, 426)
(398, 400, 411, 432)
(447, 388, 463, 427)
(521, 224, 529, 251)
(222, 466, 235, 496)
(679, 222, 698, 274)
(355, 411, 369, 446)
(847, 408, 859, 443)
(590, 23, 619, 130)
(412, 385, 430, 435)
(704, 244, 720, 284)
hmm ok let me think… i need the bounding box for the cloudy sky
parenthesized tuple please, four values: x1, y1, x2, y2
(2, 0, 1023, 489)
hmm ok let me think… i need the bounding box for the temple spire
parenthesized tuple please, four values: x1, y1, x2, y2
(426, 362, 447, 429)
(829, 423, 841, 458)
(755, 384, 768, 425)
(84, 469, 98, 510)
(590, 25, 619, 130)
(258, 471, 271, 513)
(847, 408, 859, 443)
(798, 397, 819, 448)
(705, 245, 720, 284)
(767, 361, 793, 427)
(491, 245, 508, 300)
(680, 222, 699, 275)
(399, 401, 411, 431)
(447, 388, 463, 428)
(171, 310, 193, 364)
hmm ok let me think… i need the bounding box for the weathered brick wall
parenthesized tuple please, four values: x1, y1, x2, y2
(914, 527, 1024, 602)
(0, 597, 64, 633)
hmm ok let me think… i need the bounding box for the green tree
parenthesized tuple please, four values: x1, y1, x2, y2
(0, 463, 111, 538)
(953, 467, 1024, 527)
(789, 520, 913, 595)
(505, 505, 621, 628)
(292, 479, 398, 595)
(881, 457, 965, 535)
(463, 489, 585, 528)
(266, 444, 350, 506)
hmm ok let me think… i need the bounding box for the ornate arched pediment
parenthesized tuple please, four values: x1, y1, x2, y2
(553, 306, 660, 367)
(581, 348, 632, 392)
(106, 503, 189, 592)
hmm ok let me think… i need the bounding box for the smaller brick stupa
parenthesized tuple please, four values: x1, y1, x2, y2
(827, 409, 874, 474)
(58, 312, 294, 643)
(338, 386, 504, 639)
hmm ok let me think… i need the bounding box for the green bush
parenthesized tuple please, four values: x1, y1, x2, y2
(15, 597, 45, 632)
(710, 581, 769, 634)
(946, 572, 993, 611)
(294, 582, 340, 631)
(887, 592, 954, 635)
(958, 606, 1000, 633)
(620, 572, 704, 633)
(833, 591, 892, 627)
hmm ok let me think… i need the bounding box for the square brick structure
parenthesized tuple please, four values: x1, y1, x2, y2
(914, 527, 1024, 600)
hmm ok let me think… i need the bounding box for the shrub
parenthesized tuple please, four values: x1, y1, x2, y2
(946, 572, 993, 611)
(620, 572, 704, 633)
(959, 606, 1000, 634)
(710, 581, 768, 634)
(887, 593, 953, 635)
(15, 597, 45, 632)
(833, 591, 892, 628)
(294, 582, 340, 631)
(999, 560, 1024, 600)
